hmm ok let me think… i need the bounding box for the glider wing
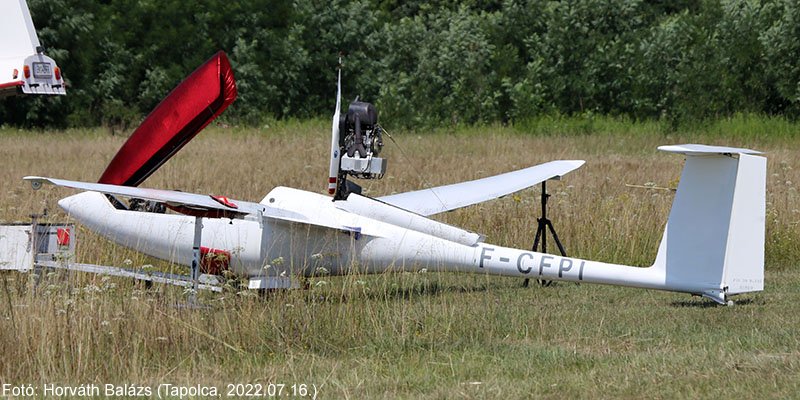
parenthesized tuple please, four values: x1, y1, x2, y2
(377, 160, 585, 216)
(24, 176, 261, 219)
(23, 177, 375, 236)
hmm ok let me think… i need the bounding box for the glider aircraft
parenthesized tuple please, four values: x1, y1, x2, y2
(23, 52, 766, 305)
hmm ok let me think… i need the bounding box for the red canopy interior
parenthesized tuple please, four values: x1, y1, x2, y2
(99, 51, 237, 187)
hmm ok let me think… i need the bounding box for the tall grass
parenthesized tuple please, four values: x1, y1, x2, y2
(0, 121, 798, 398)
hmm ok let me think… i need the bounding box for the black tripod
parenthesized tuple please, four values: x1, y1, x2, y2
(523, 180, 568, 287)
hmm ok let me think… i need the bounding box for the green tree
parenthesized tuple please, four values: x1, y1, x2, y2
(760, 0, 800, 116)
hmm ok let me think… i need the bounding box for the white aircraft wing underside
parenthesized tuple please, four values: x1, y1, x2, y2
(24, 176, 265, 217)
(23, 177, 380, 237)
(376, 160, 585, 216)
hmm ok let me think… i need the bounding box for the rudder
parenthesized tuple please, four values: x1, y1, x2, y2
(653, 144, 766, 303)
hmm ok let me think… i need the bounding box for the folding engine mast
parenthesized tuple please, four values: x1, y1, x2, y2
(327, 64, 387, 200)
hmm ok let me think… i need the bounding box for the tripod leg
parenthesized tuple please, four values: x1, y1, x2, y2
(524, 218, 545, 287)
(546, 220, 579, 286)
(538, 217, 551, 287)
(531, 218, 543, 251)
(546, 220, 567, 257)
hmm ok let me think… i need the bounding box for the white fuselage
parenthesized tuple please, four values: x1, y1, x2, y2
(57, 187, 691, 294)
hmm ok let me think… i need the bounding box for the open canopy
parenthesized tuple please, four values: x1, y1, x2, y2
(98, 51, 237, 187)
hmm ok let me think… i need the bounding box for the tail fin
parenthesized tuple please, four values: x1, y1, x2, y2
(653, 144, 766, 303)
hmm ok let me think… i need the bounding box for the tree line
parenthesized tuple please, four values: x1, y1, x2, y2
(2, 0, 799, 129)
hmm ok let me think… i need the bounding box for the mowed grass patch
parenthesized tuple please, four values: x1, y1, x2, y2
(0, 121, 798, 398)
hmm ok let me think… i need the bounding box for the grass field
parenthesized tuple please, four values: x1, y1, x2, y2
(0, 117, 798, 398)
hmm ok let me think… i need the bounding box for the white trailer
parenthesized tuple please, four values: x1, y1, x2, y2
(0, 220, 75, 272)
(1, 217, 223, 292)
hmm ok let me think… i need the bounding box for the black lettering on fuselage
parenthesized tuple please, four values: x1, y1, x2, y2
(578, 260, 585, 280)
(539, 255, 554, 276)
(479, 247, 494, 268)
(558, 258, 572, 278)
(517, 252, 534, 274)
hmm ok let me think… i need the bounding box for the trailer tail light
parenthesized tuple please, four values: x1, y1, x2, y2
(54, 66, 61, 81)
(57, 228, 70, 246)
(23, 65, 30, 79)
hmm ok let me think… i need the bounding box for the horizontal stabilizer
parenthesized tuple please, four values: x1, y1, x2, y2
(377, 160, 584, 216)
(658, 144, 762, 156)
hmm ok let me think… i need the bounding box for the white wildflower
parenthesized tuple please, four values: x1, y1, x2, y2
(83, 284, 101, 293)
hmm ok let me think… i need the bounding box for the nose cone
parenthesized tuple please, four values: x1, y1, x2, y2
(58, 191, 110, 224)
(57, 193, 79, 215)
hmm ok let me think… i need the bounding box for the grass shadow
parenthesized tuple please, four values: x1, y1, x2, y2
(670, 298, 754, 308)
(304, 279, 499, 305)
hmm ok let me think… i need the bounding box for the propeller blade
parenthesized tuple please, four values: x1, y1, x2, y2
(327, 65, 342, 195)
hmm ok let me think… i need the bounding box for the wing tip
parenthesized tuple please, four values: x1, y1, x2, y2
(23, 176, 51, 190)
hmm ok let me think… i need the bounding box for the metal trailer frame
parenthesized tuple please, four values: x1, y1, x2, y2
(2, 214, 223, 293)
